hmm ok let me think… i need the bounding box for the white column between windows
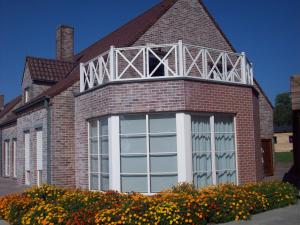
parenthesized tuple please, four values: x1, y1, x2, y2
(210, 116, 217, 184)
(176, 113, 193, 183)
(108, 116, 120, 191)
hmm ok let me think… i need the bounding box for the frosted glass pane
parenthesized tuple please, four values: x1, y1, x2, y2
(215, 134, 235, 151)
(215, 116, 234, 133)
(193, 172, 212, 188)
(100, 119, 108, 135)
(90, 138, 98, 154)
(100, 137, 108, 154)
(121, 176, 147, 192)
(192, 134, 211, 152)
(120, 136, 146, 153)
(90, 120, 98, 137)
(101, 156, 109, 173)
(192, 153, 212, 172)
(101, 174, 109, 191)
(90, 156, 99, 173)
(90, 174, 99, 190)
(149, 135, 176, 153)
(150, 155, 177, 173)
(149, 114, 176, 133)
(151, 175, 177, 193)
(121, 156, 147, 173)
(120, 115, 146, 134)
(191, 116, 210, 133)
(215, 152, 235, 171)
(216, 170, 236, 184)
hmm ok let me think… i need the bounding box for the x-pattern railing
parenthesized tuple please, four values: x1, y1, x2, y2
(80, 41, 254, 92)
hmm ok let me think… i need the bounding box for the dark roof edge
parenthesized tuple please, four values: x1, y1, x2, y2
(13, 96, 49, 114)
(253, 78, 274, 109)
(0, 117, 17, 128)
(0, 95, 22, 119)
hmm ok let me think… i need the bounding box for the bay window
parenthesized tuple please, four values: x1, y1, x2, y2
(192, 115, 236, 188)
(89, 118, 109, 191)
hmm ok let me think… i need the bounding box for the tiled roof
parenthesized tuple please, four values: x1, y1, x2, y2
(0, 95, 22, 126)
(26, 56, 76, 83)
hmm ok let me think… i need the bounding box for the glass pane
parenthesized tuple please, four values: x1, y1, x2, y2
(149, 114, 176, 133)
(193, 172, 212, 188)
(120, 136, 146, 153)
(149, 135, 176, 153)
(192, 133, 211, 152)
(90, 156, 99, 173)
(215, 134, 235, 151)
(192, 152, 212, 173)
(216, 170, 236, 184)
(150, 155, 177, 173)
(90, 120, 98, 137)
(215, 152, 236, 171)
(101, 156, 109, 173)
(100, 136, 108, 154)
(121, 156, 147, 173)
(191, 116, 210, 133)
(100, 118, 108, 135)
(120, 115, 146, 134)
(121, 176, 147, 192)
(90, 138, 98, 154)
(215, 116, 234, 133)
(100, 174, 109, 191)
(90, 174, 99, 190)
(151, 175, 177, 193)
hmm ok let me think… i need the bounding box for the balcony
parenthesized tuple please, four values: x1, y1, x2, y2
(80, 41, 254, 92)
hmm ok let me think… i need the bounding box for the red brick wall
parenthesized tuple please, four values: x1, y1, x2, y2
(75, 79, 262, 188)
(50, 81, 79, 187)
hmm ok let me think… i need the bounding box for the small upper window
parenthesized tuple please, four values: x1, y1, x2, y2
(24, 88, 30, 103)
(273, 136, 277, 144)
(289, 136, 293, 143)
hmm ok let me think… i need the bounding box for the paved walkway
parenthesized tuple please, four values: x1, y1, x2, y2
(219, 201, 300, 225)
(0, 177, 27, 196)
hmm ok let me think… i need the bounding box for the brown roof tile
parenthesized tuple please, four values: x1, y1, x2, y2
(0, 95, 22, 126)
(26, 56, 76, 83)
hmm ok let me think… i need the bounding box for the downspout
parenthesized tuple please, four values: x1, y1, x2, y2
(44, 98, 51, 184)
(0, 128, 2, 177)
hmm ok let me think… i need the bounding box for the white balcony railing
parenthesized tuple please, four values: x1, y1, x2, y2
(80, 41, 254, 92)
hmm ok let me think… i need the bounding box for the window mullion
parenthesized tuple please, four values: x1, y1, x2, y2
(146, 114, 150, 194)
(210, 115, 217, 185)
(98, 120, 101, 190)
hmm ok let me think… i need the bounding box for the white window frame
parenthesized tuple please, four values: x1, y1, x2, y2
(88, 118, 109, 191)
(119, 113, 178, 194)
(4, 140, 10, 177)
(191, 114, 238, 186)
(36, 129, 43, 186)
(13, 139, 17, 178)
(24, 132, 30, 185)
(24, 88, 30, 103)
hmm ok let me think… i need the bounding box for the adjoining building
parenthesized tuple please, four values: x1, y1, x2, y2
(0, 0, 273, 193)
(273, 126, 293, 153)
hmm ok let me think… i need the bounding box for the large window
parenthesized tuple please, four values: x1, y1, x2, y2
(89, 118, 109, 191)
(192, 115, 236, 188)
(24, 132, 30, 185)
(36, 129, 43, 186)
(120, 114, 177, 193)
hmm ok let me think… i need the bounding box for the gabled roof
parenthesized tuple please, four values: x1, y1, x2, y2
(0, 95, 22, 127)
(26, 56, 76, 83)
(15, 0, 273, 112)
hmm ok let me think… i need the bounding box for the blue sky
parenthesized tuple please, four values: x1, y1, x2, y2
(0, 0, 299, 104)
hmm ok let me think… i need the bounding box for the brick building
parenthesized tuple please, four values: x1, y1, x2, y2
(0, 0, 273, 193)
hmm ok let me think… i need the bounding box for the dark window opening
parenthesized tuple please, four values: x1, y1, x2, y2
(149, 49, 167, 77)
(289, 135, 293, 143)
(273, 136, 277, 144)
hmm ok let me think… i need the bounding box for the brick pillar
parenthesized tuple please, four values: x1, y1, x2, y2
(56, 25, 74, 62)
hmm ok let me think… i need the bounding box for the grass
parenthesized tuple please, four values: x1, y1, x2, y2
(275, 151, 294, 163)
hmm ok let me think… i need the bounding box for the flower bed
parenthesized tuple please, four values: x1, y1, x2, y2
(0, 181, 297, 225)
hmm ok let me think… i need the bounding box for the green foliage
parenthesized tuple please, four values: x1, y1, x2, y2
(274, 92, 292, 127)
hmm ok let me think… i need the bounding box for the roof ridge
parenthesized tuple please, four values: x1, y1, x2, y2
(26, 56, 76, 64)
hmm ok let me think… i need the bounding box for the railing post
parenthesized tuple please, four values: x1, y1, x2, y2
(241, 52, 247, 84)
(178, 40, 184, 76)
(80, 63, 85, 92)
(109, 45, 115, 81)
(203, 49, 208, 78)
(250, 63, 254, 85)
